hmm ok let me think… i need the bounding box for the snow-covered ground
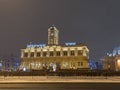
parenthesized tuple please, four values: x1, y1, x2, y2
(0, 76, 120, 83)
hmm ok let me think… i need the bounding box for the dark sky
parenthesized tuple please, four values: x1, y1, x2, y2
(0, 0, 120, 60)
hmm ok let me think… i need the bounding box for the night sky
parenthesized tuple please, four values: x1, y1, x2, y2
(0, 0, 120, 60)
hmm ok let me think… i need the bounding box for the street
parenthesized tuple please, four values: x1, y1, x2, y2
(0, 83, 120, 90)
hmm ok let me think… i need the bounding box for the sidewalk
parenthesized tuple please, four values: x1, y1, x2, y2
(0, 76, 120, 83)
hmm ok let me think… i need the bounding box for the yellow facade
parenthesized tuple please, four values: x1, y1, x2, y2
(102, 56, 115, 71)
(102, 54, 120, 71)
(20, 26, 89, 71)
(114, 55, 120, 71)
(21, 45, 89, 71)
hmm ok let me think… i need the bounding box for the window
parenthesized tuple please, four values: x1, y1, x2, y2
(50, 52, 54, 56)
(78, 62, 80, 66)
(56, 51, 60, 56)
(30, 52, 34, 57)
(37, 52, 41, 57)
(63, 51, 68, 56)
(78, 62, 83, 66)
(78, 50, 83, 55)
(70, 51, 75, 56)
(63, 62, 68, 68)
(24, 52, 28, 57)
(71, 62, 75, 68)
(43, 52, 47, 57)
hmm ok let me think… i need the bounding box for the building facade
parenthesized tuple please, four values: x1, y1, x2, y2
(102, 55, 115, 71)
(102, 46, 120, 71)
(20, 26, 89, 71)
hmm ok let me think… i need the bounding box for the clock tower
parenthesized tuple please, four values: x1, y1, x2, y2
(48, 26, 59, 46)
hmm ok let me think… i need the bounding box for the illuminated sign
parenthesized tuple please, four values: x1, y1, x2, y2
(65, 42, 76, 46)
(27, 44, 46, 48)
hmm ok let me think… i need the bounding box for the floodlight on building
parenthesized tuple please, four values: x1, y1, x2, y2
(117, 59, 120, 63)
(23, 67, 27, 72)
(117, 59, 120, 69)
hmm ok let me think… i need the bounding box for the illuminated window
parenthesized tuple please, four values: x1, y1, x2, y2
(63, 62, 68, 68)
(24, 52, 28, 57)
(78, 62, 83, 66)
(30, 63, 34, 69)
(63, 51, 68, 56)
(37, 52, 40, 57)
(42, 63, 47, 69)
(71, 62, 75, 68)
(70, 51, 75, 56)
(30, 52, 34, 57)
(50, 52, 54, 56)
(117, 60, 120, 69)
(43, 52, 47, 57)
(56, 51, 60, 56)
(36, 63, 41, 69)
(78, 50, 83, 55)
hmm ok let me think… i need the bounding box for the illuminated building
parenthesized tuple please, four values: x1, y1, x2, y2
(102, 46, 120, 71)
(102, 55, 115, 71)
(114, 55, 120, 71)
(113, 47, 120, 71)
(20, 26, 89, 71)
